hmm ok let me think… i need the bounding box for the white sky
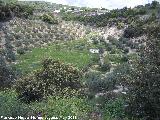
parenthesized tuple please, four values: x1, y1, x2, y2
(18, 0, 158, 9)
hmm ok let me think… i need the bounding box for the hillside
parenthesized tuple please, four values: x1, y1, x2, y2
(0, 0, 160, 120)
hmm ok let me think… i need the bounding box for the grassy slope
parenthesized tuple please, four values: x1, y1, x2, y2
(15, 39, 92, 73)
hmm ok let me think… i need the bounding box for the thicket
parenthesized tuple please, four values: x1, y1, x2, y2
(126, 24, 160, 119)
(0, 0, 34, 21)
(0, 53, 15, 90)
(40, 13, 58, 24)
(14, 59, 83, 103)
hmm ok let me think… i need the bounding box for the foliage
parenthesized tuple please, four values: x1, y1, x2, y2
(15, 42, 91, 74)
(123, 26, 144, 38)
(30, 96, 92, 119)
(60, 2, 156, 28)
(17, 48, 25, 55)
(0, 90, 29, 117)
(126, 24, 160, 119)
(40, 13, 58, 24)
(85, 72, 116, 93)
(103, 98, 125, 119)
(150, 0, 159, 9)
(14, 59, 83, 103)
(0, 0, 34, 21)
(0, 57, 15, 89)
(99, 63, 111, 72)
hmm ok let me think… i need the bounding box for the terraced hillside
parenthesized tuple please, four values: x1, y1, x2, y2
(0, 0, 160, 120)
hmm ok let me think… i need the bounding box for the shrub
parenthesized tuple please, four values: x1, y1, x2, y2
(15, 41, 22, 47)
(103, 98, 125, 119)
(110, 48, 116, 54)
(0, 64, 15, 89)
(105, 43, 113, 51)
(90, 54, 99, 64)
(106, 63, 131, 86)
(123, 26, 144, 38)
(5, 49, 16, 62)
(0, 90, 30, 117)
(123, 47, 129, 54)
(100, 63, 111, 72)
(14, 59, 83, 103)
(85, 72, 115, 93)
(17, 48, 25, 55)
(117, 22, 125, 29)
(41, 13, 58, 24)
(30, 96, 92, 119)
(107, 36, 118, 45)
(126, 28, 160, 119)
(119, 37, 129, 44)
(121, 55, 129, 62)
(150, 0, 159, 9)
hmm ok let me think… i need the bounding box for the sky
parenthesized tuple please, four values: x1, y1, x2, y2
(19, 0, 159, 10)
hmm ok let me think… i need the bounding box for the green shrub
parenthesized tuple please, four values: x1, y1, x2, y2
(6, 49, 16, 62)
(121, 55, 129, 62)
(123, 26, 144, 38)
(41, 13, 58, 24)
(117, 22, 125, 29)
(103, 98, 125, 119)
(100, 63, 111, 72)
(107, 36, 118, 45)
(30, 96, 92, 119)
(105, 43, 113, 51)
(85, 72, 115, 93)
(17, 48, 25, 55)
(0, 90, 29, 117)
(90, 54, 99, 64)
(150, 0, 159, 9)
(0, 64, 15, 89)
(123, 47, 129, 54)
(14, 59, 83, 103)
(126, 36, 160, 119)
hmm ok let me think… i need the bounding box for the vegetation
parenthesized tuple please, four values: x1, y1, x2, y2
(0, 0, 160, 119)
(0, 0, 34, 21)
(15, 59, 83, 103)
(126, 25, 160, 119)
(40, 13, 58, 24)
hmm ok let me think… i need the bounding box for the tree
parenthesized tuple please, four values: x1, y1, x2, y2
(151, 0, 159, 9)
(15, 59, 83, 103)
(126, 25, 160, 119)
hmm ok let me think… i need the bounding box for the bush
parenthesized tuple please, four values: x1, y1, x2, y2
(6, 49, 16, 62)
(123, 26, 144, 38)
(17, 48, 25, 55)
(117, 22, 125, 29)
(121, 55, 129, 62)
(107, 36, 118, 45)
(105, 43, 113, 51)
(119, 37, 129, 44)
(150, 0, 159, 9)
(30, 96, 92, 119)
(15, 41, 22, 47)
(85, 72, 115, 93)
(0, 90, 30, 117)
(14, 59, 83, 103)
(126, 31, 160, 119)
(90, 54, 99, 64)
(103, 98, 125, 119)
(0, 64, 15, 89)
(100, 63, 111, 72)
(41, 13, 58, 24)
(123, 47, 129, 54)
